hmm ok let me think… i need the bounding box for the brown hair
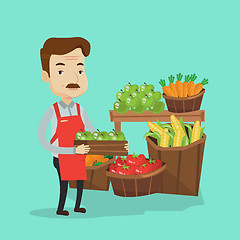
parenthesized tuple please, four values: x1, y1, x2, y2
(40, 37, 90, 75)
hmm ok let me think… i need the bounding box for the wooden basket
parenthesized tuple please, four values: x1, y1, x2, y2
(69, 157, 116, 191)
(106, 162, 167, 197)
(163, 89, 205, 113)
(74, 140, 128, 156)
(146, 131, 206, 196)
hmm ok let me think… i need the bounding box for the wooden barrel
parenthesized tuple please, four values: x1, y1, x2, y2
(146, 132, 206, 196)
(106, 162, 167, 197)
(163, 89, 205, 113)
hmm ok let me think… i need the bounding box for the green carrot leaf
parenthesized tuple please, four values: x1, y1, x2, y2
(190, 74, 197, 82)
(159, 79, 166, 87)
(185, 75, 191, 82)
(176, 73, 183, 81)
(201, 78, 209, 85)
(168, 75, 175, 83)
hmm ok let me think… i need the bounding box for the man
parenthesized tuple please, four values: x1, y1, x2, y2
(38, 37, 128, 216)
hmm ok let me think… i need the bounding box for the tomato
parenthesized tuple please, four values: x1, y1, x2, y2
(109, 163, 119, 173)
(117, 164, 135, 175)
(126, 153, 146, 167)
(135, 163, 153, 175)
(138, 154, 147, 162)
(153, 159, 162, 170)
(147, 158, 162, 171)
(116, 157, 127, 167)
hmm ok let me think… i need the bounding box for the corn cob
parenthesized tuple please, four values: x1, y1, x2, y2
(173, 130, 184, 147)
(147, 122, 165, 135)
(170, 115, 185, 136)
(191, 121, 201, 143)
(160, 128, 169, 147)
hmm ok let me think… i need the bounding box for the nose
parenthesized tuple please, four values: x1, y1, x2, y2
(73, 72, 79, 83)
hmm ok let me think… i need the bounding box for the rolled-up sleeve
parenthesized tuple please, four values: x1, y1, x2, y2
(38, 107, 76, 154)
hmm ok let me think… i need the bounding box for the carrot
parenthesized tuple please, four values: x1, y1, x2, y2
(194, 78, 208, 95)
(188, 74, 197, 96)
(183, 75, 190, 97)
(175, 73, 183, 97)
(168, 75, 178, 97)
(159, 79, 174, 97)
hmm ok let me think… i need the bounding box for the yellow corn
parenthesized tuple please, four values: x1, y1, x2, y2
(160, 128, 169, 147)
(170, 115, 185, 136)
(173, 130, 184, 147)
(191, 121, 201, 143)
(147, 122, 165, 135)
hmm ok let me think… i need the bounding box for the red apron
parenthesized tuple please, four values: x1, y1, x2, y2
(50, 102, 87, 181)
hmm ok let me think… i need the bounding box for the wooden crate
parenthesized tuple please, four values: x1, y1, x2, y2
(74, 140, 128, 156)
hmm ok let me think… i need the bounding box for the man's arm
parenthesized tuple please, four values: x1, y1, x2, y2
(38, 107, 76, 154)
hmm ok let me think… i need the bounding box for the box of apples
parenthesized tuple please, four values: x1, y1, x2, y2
(106, 153, 167, 197)
(74, 129, 128, 156)
(114, 82, 165, 114)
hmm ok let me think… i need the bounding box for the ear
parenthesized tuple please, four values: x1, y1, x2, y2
(41, 70, 50, 82)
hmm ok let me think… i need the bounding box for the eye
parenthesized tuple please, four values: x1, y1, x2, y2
(58, 70, 64, 75)
(79, 70, 83, 75)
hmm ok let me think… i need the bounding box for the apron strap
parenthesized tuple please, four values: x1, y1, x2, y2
(53, 102, 61, 119)
(76, 103, 81, 116)
(50, 102, 61, 144)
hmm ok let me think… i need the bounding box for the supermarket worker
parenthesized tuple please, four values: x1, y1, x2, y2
(38, 37, 128, 216)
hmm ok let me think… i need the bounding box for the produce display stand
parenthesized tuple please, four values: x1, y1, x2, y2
(109, 109, 206, 197)
(109, 110, 205, 131)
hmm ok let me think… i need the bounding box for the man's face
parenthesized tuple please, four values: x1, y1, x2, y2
(42, 48, 88, 99)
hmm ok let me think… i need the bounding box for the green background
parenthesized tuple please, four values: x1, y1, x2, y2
(1, 0, 239, 239)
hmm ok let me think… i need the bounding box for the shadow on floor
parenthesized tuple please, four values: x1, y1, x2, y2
(29, 187, 204, 219)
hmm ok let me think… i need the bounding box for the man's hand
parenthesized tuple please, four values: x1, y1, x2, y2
(124, 142, 129, 151)
(76, 144, 91, 154)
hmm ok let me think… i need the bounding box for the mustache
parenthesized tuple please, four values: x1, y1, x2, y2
(66, 83, 80, 88)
